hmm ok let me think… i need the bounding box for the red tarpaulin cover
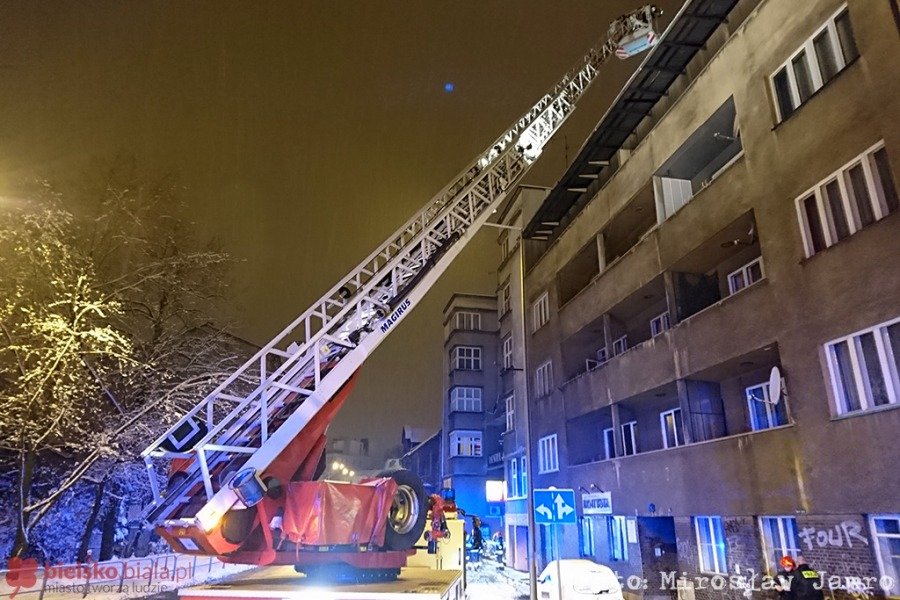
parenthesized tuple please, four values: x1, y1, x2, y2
(282, 478, 397, 547)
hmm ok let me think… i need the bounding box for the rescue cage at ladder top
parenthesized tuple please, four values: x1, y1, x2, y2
(138, 4, 663, 576)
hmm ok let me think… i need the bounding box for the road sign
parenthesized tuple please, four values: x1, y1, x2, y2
(533, 488, 577, 524)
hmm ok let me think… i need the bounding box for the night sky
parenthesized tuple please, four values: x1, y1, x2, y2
(0, 1, 680, 461)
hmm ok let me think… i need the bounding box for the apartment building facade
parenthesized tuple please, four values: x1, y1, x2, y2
(442, 293, 506, 533)
(493, 186, 549, 570)
(520, 0, 900, 598)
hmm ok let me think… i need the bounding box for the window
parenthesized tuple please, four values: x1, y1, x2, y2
(502, 335, 513, 370)
(449, 430, 482, 457)
(455, 311, 481, 331)
(746, 383, 788, 430)
(825, 317, 899, 415)
(660, 408, 685, 448)
(596, 347, 609, 364)
(532, 292, 550, 332)
(613, 335, 628, 357)
(453, 346, 482, 371)
(505, 393, 515, 432)
(770, 5, 858, 122)
(870, 515, 900, 585)
(621, 421, 638, 456)
(538, 434, 559, 473)
(535, 361, 554, 398)
(499, 232, 511, 262)
(650, 312, 671, 337)
(520, 456, 527, 496)
(608, 516, 628, 561)
(508, 458, 519, 498)
(450, 387, 482, 413)
(727, 257, 765, 295)
(695, 516, 728, 574)
(580, 517, 596, 557)
(603, 427, 616, 460)
(760, 517, 801, 572)
(797, 141, 898, 257)
(499, 281, 511, 316)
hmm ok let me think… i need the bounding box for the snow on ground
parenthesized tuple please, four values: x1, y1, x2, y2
(465, 558, 530, 600)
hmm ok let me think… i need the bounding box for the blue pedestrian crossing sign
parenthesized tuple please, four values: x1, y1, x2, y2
(533, 488, 577, 524)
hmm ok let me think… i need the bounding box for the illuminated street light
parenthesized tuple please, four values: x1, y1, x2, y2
(348, 470, 355, 477)
(332, 461, 340, 470)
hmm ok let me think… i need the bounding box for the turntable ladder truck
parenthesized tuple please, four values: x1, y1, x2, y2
(139, 5, 662, 590)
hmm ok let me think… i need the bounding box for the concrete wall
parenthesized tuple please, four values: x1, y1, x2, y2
(522, 0, 900, 592)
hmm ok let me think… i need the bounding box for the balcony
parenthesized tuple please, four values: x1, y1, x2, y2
(567, 423, 798, 516)
(558, 230, 662, 339)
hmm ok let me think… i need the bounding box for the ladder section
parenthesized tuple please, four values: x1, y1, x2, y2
(141, 4, 662, 531)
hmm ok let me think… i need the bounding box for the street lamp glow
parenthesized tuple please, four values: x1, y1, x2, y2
(348, 470, 355, 477)
(341, 467, 349, 475)
(332, 461, 340, 470)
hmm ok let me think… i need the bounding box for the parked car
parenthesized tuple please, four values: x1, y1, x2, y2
(537, 559, 623, 600)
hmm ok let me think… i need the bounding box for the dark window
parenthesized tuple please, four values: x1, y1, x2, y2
(835, 9, 859, 63)
(814, 30, 839, 81)
(873, 148, 900, 213)
(802, 194, 827, 253)
(792, 52, 815, 103)
(773, 68, 794, 119)
(824, 180, 851, 241)
(847, 164, 875, 227)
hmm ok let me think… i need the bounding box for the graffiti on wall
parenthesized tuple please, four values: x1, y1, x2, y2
(798, 520, 868, 551)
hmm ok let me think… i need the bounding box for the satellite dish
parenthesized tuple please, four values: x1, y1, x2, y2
(768, 367, 783, 405)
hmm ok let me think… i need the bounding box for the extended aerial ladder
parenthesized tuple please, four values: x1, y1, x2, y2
(141, 4, 661, 579)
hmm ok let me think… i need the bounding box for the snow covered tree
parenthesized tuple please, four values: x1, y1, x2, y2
(0, 167, 249, 560)
(0, 189, 134, 557)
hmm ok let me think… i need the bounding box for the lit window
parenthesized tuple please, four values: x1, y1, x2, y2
(449, 430, 482, 457)
(505, 393, 515, 432)
(485, 480, 505, 503)
(760, 517, 801, 572)
(770, 5, 858, 122)
(455, 311, 481, 331)
(870, 515, 900, 585)
(507, 458, 519, 498)
(660, 408, 684, 448)
(580, 517, 596, 557)
(796, 141, 898, 257)
(535, 361, 554, 397)
(621, 421, 638, 456)
(520, 456, 527, 496)
(746, 383, 789, 430)
(695, 516, 728, 574)
(825, 317, 900, 415)
(502, 335, 514, 370)
(532, 292, 550, 332)
(453, 346, 482, 371)
(450, 387, 482, 413)
(608, 516, 628, 561)
(650, 312, 671, 337)
(537, 434, 559, 473)
(727, 257, 765, 295)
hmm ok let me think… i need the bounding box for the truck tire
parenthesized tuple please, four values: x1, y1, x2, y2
(379, 469, 427, 551)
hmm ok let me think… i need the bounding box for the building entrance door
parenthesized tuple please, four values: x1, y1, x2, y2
(637, 517, 679, 600)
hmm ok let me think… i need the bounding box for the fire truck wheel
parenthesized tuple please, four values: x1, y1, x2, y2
(380, 469, 427, 551)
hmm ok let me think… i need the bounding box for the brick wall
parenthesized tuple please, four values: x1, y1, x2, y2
(793, 514, 884, 600)
(668, 514, 888, 600)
